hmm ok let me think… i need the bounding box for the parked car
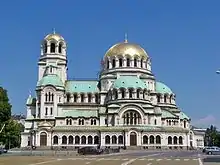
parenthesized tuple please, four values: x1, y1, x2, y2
(0, 148, 7, 154)
(78, 147, 103, 155)
(205, 147, 220, 155)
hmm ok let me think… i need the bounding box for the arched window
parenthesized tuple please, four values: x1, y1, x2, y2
(94, 136, 99, 144)
(53, 136, 58, 145)
(118, 135, 123, 144)
(66, 93, 70, 102)
(44, 42, 47, 53)
(173, 136, 178, 144)
(107, 60, 109, 69)
(58, 43, 62, 53)
(105, 135, 110, 144)
(134, 58, 137, 67)
(78, 119, 84, 125)
(112, 59, 116, 68)
(113, 89, 118, 100)
(149, 135, 154, 144)
(66, 118, 72, 125)
(80, 93, 84, 102)
(45, 107, 48, 115)
(184, 121, 186, 128)
(136, 89, 141, 99)
(50, 43, 56, 53)
(119, 58, 123, 67)
(88, 136, 93, 144)
(68, 136, 73, 144)
(157, 95, 160, 103)
(123, 110, 141, 125)
(128, 88, 133, 98)
(88, 93, 92, 103)
(168, 136, 172, 144)
(81, 136, 86, 144)
(112, 135, 117, 144)
(75, 136, 80, 144)
(95, 94, 99, 103)
(140, 59, 143, 68)
(154, 119, 157, 125)
(126, 58, 130, 67)
(156, 135, 161, 144)
(164, 95, 167, 103)
(143, 135, 148, 144)
(120, 88, 125, 98)
(45, 93, 48, 102)
(74, 94, 77, 102)
(179, 136, 183, 145)
(62, 136, 67, 144)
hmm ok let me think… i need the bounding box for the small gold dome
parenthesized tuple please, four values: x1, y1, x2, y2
(105, 41, 148, 59)
(44, 33, 65, 41)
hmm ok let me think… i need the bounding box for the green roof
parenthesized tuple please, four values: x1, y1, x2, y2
(37, 74, 64, 88)
(180, 111, 190, 120)
(113, 76, 147, 89)
(156, 82, 173, 94)
(62, 110, 98, 118)
(65, 81, 99, 93)
(26, 96, 36, 105)
(161, 109, 177, 118)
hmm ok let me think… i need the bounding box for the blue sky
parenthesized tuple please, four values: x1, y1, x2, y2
(1, 0, 220, 128)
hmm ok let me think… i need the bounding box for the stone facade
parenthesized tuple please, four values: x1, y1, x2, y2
(21, 32, 205, 150)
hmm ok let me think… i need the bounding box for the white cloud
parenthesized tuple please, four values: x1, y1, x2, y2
(192, 115, 219, 129)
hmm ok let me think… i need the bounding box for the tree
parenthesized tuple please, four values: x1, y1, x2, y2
(0, 87, 11, 123)
(205, 125, 220, 146)
(0, 87, 23, 149)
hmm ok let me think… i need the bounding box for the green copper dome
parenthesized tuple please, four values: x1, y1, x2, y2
(37, 74, 64, 88)
(113, 76, 147, 89)
(156, 82, 173, 94)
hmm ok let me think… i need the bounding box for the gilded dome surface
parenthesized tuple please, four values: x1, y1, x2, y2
(105, 41, 148, 59)
(44, 33, 64, 41)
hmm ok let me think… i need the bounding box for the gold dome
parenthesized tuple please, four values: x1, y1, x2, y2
(44, 33, 65, 41)
(105, 41, 148, 59)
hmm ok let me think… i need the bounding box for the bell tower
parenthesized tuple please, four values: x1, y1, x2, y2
(38, 30, 67, 83)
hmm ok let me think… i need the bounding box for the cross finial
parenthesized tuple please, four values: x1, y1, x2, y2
(29, 90, 31, 97)
(53, 28, 56, 34)
(124, 33, 128, 43)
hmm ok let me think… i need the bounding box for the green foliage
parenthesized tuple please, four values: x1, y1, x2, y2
(0, 87, 12, 122)
(205, 125, 220, 147)
(0, 86, 23, 149)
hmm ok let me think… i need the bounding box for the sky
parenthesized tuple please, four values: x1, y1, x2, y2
(0, 0, 220, 128)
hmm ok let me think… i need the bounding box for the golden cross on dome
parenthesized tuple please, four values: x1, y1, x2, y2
(53, 28, 56, 34)
(124, 33, 128, 43)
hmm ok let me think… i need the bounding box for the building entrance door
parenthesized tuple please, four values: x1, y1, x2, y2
(40, 132, 47, 146)
(130, 132, 137, 146)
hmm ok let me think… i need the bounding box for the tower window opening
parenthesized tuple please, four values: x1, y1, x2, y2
(119, 58, 123, 67)
(134, 58, 137, 67)
(58, 43, 62, 53)
(112, 59, 116, 68)
(140, 59, 143, 68)
(50, 43, 56, 53)
(44, 43, 47, 53)
(126, 58, 130, 67)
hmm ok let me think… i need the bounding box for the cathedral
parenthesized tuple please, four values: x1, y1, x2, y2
(21, 32, 204, 150)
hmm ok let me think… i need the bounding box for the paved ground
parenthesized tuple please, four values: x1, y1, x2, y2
(0, 151, 202, 165)
(1, 150, 220, 165)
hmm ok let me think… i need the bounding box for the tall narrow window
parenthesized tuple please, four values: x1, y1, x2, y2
(119, 58, 123, 67)
(74, 94, 77, 102)
(45, 93, 48, 102)
(58, 43, 62, 53)
(50, 107, 53, 115)
(80, 94, 84, 102)
(44, 43, 47, 53)
(112, 59, 116, 68)
(107, 60, 109, 69)
(45, 107, 48, 115)
(50, 67, 53, 73)
(95, 94, 99, 103)
(126, 58, 130, 67)
(88, 93, 92, 103)
(134, 58, 137, 67)
(50, 43, 56, 53)
(140, 59, 143, 68)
